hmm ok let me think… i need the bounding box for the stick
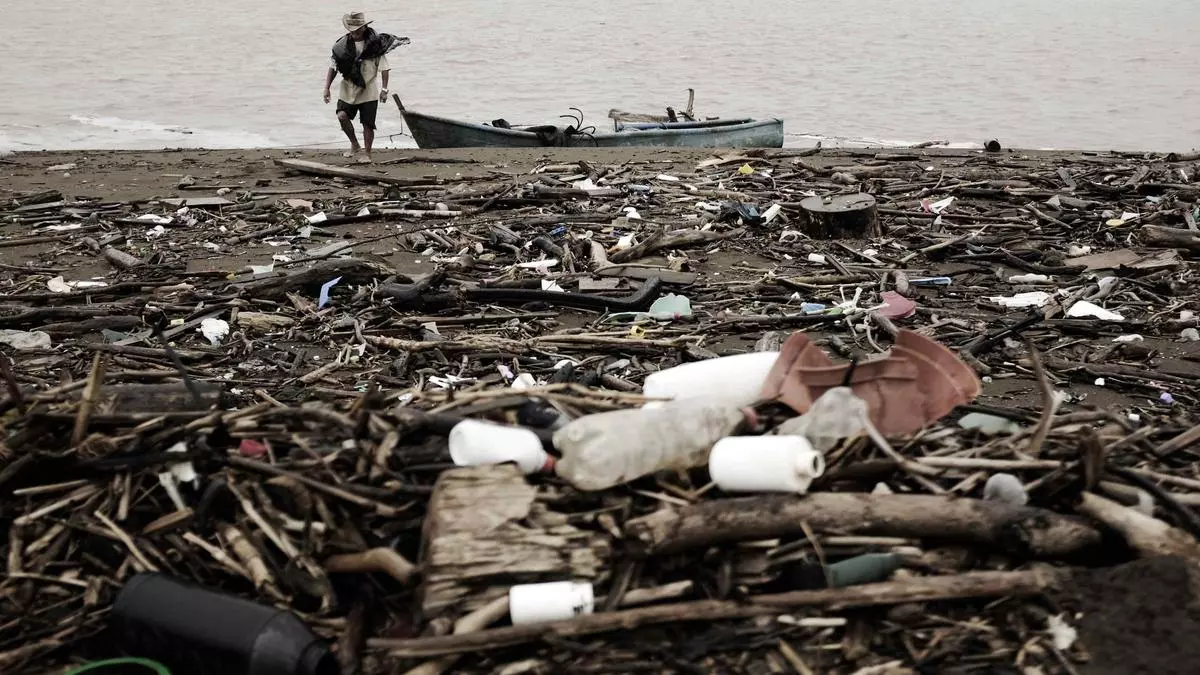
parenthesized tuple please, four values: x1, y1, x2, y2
(93, 509, 158, 572)
(226, 455, 402, 516)
(624, 493, 1101, 558)
(325, 548, 417, 585)
(369, 569, 1059, 658)
(1024, 339, 1062, 457)
(400, 596, 510, 675)
(71, 353, 105, 446)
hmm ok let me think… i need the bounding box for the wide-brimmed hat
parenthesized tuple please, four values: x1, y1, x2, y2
(342, 12, 372, 32)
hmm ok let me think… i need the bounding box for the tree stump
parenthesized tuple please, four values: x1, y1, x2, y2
(799, 193, 880, 239)
(419, 465, 610, 619)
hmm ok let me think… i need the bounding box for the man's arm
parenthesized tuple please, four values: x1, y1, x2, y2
(324, 66, 337, 104)
(378, 67, 390, 103)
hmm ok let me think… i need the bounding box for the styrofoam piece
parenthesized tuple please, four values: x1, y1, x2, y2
(509, 581, 594, 625)
(641, 351, 780, 409)
(448, 419, 551, 474)
(1066, 301, 1124, 321)
(708, 436, 825, 494)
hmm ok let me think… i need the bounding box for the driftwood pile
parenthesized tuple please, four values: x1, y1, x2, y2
(4, 145, 1200, 674)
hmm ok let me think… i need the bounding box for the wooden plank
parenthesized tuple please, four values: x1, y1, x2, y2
(274, 158, 439, 186)
(420, 465, 610, 618)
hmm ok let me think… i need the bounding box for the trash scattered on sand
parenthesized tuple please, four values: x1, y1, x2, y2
(3, 146, 1200, 674)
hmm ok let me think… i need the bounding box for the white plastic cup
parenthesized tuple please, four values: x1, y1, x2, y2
(448, 419, 552, 474)
(642, 351, 780, 409)
(508, 581, 594, 625)
(708, 436, 825, 494)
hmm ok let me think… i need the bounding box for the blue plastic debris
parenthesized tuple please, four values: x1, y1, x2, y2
(318, 276, 343, 309)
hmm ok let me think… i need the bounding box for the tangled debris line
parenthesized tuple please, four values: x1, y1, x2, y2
(3, 146, 1200, 674)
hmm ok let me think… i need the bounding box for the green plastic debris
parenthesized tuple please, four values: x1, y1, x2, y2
(825, 552, 903, 588)
(64, 657, 172, 675)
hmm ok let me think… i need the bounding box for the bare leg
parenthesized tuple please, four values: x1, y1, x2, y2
(363, 125, 375, 158)
(337, 111, 361, 153)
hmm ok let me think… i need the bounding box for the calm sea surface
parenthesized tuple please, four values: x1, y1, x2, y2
(1, 0, 1197, 152)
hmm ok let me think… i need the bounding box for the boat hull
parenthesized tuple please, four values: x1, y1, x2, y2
(401, 110, 784, 149)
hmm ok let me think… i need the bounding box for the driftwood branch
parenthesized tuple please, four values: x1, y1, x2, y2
(1076, 492, 1200, 560)
(225, 258, 397, 299)
(369, 568, 1061, 658)
(625, 493, 1101, 558)
(609, 227, 745, 264)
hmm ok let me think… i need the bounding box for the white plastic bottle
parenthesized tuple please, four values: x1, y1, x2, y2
(449, 419, 552, 474)
(708, 436, 825, 494)
(641, 351, 780, 409)
(553, 400, 752, 491)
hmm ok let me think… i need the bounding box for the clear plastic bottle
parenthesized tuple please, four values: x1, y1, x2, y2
(553, 400, 751, 491)
(774, 386, 869, 452)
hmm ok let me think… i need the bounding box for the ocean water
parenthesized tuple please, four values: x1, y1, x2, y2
(1, 0, 1197, 153)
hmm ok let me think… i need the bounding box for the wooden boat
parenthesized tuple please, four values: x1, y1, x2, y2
(393, 97, 784, 150)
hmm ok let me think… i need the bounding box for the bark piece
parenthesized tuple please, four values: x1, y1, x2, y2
(420, 465, 610, 618)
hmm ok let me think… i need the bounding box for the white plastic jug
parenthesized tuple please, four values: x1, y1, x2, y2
(641, 351, 780, 409)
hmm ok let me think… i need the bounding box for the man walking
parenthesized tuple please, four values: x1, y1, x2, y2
(323, 12, 406, 163)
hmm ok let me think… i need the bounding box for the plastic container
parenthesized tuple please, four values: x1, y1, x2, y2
(708, 436, 824, 493)
(111, 573, 338, 675)
(448, 419, 552, 474)
(641, 351, 780, 409)
(554, 400, 751, 491)
(508, 581, 594, 625)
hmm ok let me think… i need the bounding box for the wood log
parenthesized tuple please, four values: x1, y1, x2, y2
(371, 568, 1061, 658)
(419, 465, 610, 618)
(624, 493, 1101, 558)
(35, 316, 143, 337)
(103, 246, 143, 270)
(799, 193, 880, 239)
(86, 381, 226, 414)
(1141, 224, 1200, 253)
